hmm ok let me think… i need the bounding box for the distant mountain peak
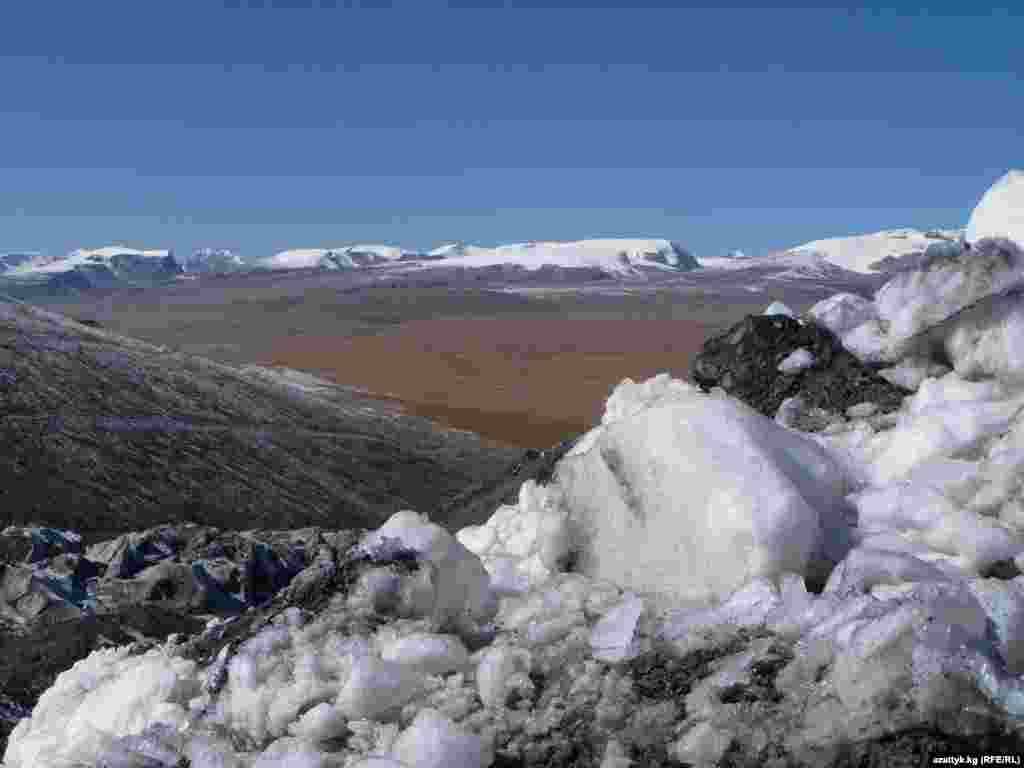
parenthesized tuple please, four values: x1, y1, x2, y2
(782, 228, 963, 275)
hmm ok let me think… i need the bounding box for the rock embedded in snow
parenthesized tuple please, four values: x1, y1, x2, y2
(690, 313, 910, 420)
(966, 169, 1024, 247)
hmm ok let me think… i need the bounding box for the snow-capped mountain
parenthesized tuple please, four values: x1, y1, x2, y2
(183, 248, 245, 274)
(259, 245, 415, 271)
(695, 249, 872, 281)
(258, 240, 698, 277)
(966, 168, 1024, 246)
(780, 228, 963, 275)
(423, 238, 700, 276)
(426, 242, 494, 260)
(1, 245, 181, 296)
(13, 245, 177, 275)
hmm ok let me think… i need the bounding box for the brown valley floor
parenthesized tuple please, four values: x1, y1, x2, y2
(256, 315, 721, 448)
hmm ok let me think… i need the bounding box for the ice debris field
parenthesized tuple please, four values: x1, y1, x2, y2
(5, 170, 1024, 767)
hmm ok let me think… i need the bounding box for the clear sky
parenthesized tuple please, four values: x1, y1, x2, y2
(0, 1, 1020, 260)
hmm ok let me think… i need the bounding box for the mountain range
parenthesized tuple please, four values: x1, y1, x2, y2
(0, 231, 963, 302)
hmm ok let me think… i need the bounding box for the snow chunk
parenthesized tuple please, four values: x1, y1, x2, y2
(806, 292, 877, 337)
(590, 593, 644, 662)
(877, 358, 950, 391)
(360, 510, 497, 632)
(379, 632, 470, 678)
(476, 645, 532, 708)
(778, 348, 815, 374)
(943, 290, 1024, 383)
(672, 721, 734, 767)
(390, 708, 487, 768)
(874, 237, 1024, 354)
(337, 655, 424, 720)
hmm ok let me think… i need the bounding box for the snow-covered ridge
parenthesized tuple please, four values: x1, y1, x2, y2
(424, 238, 699, 276)
(183, 248, 245, 274)
(9, 245, 174, 275)
(781, 228, 964, 275)
(260, 245, 412, 271)
(261, 239, 699, 276)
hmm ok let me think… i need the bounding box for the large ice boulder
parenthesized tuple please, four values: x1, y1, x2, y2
(520, 380, 853, 603)
(967, 169, 1024, 247)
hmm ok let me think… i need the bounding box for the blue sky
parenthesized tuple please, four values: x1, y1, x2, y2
(0, 1, 1020, 259)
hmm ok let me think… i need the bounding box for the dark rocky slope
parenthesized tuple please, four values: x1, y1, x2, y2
(0, 299, 550, 543)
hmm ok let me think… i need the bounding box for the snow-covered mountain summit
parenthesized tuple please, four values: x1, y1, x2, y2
(780, 228, 963, 275)
(424, 238, 699, 276)
(1, 245, 181, 296)
(10, 245, 175, 276)
(259, 245, 415, 271)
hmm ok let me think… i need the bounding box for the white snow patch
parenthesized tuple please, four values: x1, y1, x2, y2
(778, 348, 815, 374)
(785, 228, 960, 275)
(966, 169, 1024, 247)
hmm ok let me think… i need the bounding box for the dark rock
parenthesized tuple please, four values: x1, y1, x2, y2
(0, 526, 82, 564)
(689, 314, 912, 421)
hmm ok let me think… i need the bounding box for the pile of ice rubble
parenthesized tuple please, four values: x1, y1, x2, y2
(7, 171, 1024, 767)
